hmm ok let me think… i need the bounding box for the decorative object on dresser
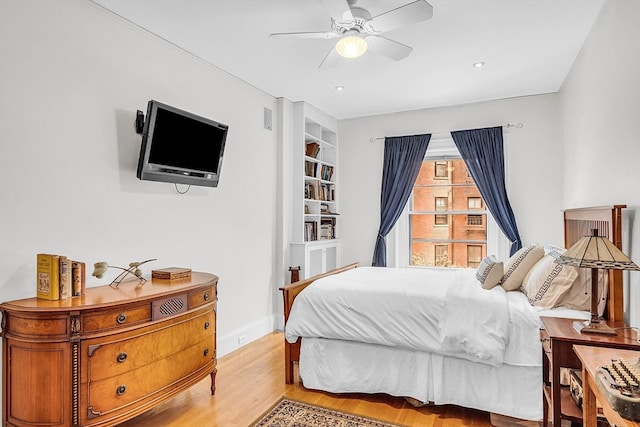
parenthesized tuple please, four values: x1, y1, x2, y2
(151, 267, 192, 281)
(91, 258, 157, 288)
(555, 228, 640, 334)
(0, 271, 218, 427)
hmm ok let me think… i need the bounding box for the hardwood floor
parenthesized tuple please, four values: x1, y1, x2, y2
(120, 331, 496, 426)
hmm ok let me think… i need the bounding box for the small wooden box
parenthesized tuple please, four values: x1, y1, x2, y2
(151, 267, 192, 281)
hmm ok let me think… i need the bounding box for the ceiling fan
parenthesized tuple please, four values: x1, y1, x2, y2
(269, 0, 433, 68)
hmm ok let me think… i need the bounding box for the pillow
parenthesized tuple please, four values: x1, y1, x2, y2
(543, 244, 566, 257)
(501, 244, 545, 291)
(521, 254, 578, 308)
(476, 255, 504, 290)
(556, 268, 609, 316)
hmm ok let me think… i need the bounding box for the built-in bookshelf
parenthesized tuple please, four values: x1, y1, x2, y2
(291, 102, 340, 279)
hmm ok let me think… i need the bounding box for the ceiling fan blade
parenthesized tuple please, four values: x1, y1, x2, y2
(365, 36, 412, 61)
(368, 0, 433, 34)
(270, 31, 338, 39)
(319, 48, 341, 69)
(322, 0, 354, 23)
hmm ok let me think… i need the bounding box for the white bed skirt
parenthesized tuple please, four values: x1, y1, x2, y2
(299, 337, 543, 421)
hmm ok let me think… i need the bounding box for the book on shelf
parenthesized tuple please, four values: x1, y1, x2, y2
(320, 218, 336, 239)
(305, 181, 320, 200)
(304, 221, 318, 241)
(59, 256, 71, 299)
(318, 183, 335, 201)
(305, 161, 318, 178)
(320, 165, 334, 181)
(305, 141, 320, 158)
(36, 253, 60, 300)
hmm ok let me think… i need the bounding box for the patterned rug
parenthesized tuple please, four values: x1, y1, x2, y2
(251, 398, 404, 427)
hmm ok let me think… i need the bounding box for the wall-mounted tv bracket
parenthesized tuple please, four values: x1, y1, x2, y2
(135, 110, 145, 135)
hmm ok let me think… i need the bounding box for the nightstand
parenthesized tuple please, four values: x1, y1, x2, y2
(540, 316, 639, 426)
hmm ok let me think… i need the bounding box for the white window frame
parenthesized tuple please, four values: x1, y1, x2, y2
(386, 134, 511, 268)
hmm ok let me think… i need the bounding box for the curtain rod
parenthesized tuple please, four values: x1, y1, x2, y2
(368, 122, 524, 143)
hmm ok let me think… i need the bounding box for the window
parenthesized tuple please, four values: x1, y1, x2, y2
(468, 197, 482, 209)
(409, 154, 487, 268)
(434, 197, 448, 225)
(467, 245, 483, 268)
(434, 245, 449, 267)
(434, 161, 448, 178)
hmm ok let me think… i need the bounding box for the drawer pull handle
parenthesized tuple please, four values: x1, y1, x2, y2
(204, 348, 209, 357)
(116, 313, 127, 324)
(204, 321, 210, 330)
(116, 385, 127, 396)
(116, 352, 128, 363)
(203, 292, 210, 301)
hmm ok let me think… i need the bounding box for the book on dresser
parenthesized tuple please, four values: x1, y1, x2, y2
(59, 256, 71, 299)
(36, 253, 86, 300)
(36, 253, 60, 300)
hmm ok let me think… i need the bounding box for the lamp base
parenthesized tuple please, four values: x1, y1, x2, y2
(573, 320, 617, 335)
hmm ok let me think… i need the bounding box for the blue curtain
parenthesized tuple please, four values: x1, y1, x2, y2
(450, 127, 522, 256)
(372, 134, 431, 267)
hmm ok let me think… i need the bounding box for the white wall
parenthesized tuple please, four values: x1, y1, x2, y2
(559, 0, 640, 326)
(0, 0, 279, 366)
(338, 94, 564, 267)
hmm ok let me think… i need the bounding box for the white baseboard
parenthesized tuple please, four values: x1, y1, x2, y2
(217, 314, 278, 358)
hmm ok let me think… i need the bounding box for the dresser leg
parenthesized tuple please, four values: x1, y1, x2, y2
(210, 369, 217, 395)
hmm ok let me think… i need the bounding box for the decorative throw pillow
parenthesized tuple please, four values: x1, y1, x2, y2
(556, 268, 609, 316)
(501, 244, 545, 291)
(476, 255, 504, 290)
(543, 244, 566, 257)
(521, 254, 578, 308)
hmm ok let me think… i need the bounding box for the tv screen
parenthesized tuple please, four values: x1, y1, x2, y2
(137, 100, 228, 188)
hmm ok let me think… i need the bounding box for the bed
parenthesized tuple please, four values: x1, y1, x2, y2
(280, 205, 628, 421)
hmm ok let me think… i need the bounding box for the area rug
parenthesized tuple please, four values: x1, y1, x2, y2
(251, 397, 404, 427)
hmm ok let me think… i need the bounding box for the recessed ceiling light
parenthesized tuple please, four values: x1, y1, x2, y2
(334, 86, 345, 92)
(473, 61, 485, 68)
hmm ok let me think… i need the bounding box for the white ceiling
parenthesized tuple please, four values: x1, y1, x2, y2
(91, 0, 605, 120)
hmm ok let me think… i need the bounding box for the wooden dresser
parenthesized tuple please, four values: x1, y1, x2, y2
(0, 272, 218, 427)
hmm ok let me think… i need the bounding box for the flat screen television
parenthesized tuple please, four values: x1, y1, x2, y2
(136, 100, 228, 188)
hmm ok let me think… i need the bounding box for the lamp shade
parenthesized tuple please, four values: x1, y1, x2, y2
(555, 229, 640, 270)
(335, 33, 368, 58)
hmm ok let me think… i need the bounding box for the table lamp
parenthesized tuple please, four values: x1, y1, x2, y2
(555, 229, 640, 335)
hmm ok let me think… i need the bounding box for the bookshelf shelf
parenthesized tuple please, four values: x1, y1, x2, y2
(292, 102, 340, 279)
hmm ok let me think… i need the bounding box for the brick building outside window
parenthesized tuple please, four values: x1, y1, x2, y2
(409, 158, 487, 268)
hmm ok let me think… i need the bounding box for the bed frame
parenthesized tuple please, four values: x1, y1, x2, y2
(280, 204, 627, 384)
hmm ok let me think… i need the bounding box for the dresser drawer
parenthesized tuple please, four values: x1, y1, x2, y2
(188, 285, 215, 309)
(83, 303, 152, 334)
(2, 311, 70, 340)
(84, 309, 214, 382)
(84, 337, 215, 421)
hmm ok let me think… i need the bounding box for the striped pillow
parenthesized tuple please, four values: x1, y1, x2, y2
(501, 244, 545, 291)
(476, 255, 504, 290)
(522, 254, 578, 308)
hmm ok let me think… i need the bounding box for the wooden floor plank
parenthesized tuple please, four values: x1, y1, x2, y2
(119, 331, 494, 426)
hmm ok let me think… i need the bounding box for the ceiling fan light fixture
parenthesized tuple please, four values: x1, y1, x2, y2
(335, 33, 368, 58)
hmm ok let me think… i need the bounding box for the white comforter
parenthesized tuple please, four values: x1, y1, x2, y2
(285, 267, 542, 367)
